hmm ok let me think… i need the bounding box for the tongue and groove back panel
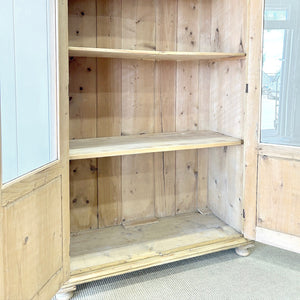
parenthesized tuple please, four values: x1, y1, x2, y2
(68, 0, 247, 233)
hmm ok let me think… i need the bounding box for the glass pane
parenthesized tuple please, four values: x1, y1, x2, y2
(0, 0, 57, 184)
(261, 0, 300, 146)
(264, 9, 288, 21)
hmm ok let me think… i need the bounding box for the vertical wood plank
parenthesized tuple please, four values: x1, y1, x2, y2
(68, 0, 97, 48)
(97, 59, 122, 227)
(97, 0, 123, 227)
(70, 159, 98, 231)
(154, 0, 177, 217)
(211, 0, 246, 53)
(197, 0, 212, 210)
(176, 0, 200, 214)
(244, 0, 263, 239)
(69, 0, 98, 232)
(199, 0, 212, 52)
(197, 62, 210, 212)
(121, 0, 156, 222)
(97, 0, 122, 48)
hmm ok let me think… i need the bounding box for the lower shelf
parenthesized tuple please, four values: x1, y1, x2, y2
(65, 213, 250, 288)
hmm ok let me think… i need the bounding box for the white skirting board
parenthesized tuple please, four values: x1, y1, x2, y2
(256, 227, 300, 254)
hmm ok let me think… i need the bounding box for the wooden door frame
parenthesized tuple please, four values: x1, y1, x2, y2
(0, 0, 69, 298)
(58, 0, 70, 285)
(243, 0, 264, 240)
(244, 0, 300, 253)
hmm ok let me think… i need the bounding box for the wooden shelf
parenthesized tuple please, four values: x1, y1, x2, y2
(69, 130, 243, 160)
(69, 47, 246, 61)
(67, 212, 250, 286)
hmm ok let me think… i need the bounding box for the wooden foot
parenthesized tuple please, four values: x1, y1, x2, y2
(235, 245, 253, 257)
(55, 286, 76, 300)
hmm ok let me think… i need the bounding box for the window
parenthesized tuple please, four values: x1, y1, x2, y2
(0, 0, 57, 183)
(261, 0, 300, 146)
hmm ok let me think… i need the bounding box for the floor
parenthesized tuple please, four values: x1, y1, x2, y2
(71, 243, 300, 300)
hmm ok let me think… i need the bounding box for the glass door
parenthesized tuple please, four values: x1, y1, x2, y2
(261, 0, 300, 146)
(0, 0, 58, 184)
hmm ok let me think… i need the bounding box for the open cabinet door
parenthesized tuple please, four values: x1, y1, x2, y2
(0, 1, 69, 299)
(245, 0, 300, 253)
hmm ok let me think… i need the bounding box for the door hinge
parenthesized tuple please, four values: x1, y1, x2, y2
(242, 209, 246, 219)
(245, 84, 249, 94)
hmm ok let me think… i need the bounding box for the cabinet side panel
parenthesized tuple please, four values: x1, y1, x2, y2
(97, 1, 123, 227)
(208, 0, 247, 232)
(121, 0, 156, 222)
(154, 0, 177, 217)
(208, 147, 244, 231)
(69, 0, 98, 232)
(208, 61, 245, 232)
(175, 0, 201, 214)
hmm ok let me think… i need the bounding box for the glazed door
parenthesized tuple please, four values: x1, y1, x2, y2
(245, 0, 300, 253)
(0, 1, 69, 299)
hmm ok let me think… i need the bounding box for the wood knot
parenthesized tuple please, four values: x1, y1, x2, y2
(24, 236, 29, 245)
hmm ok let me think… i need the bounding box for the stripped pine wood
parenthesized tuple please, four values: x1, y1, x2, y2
(69, 131, 242, 160)
(66, 212, 250, 287)
(154, 0, 177, 217)
(69, 0, 98, 232)
(97, 58, 122, 227)
(97, 0, 122, 228)
(197, 148, 209, 212)
(66, 235, 250, 287)
(3, 179, 62, 299)
(244, 0, 264, 239)
(208, 60, 245, 229)
(257, 157, 300, 237)
(121, 0, 156, 222)
(197, 62, 210, 212)
(154, 62, 176, 217)
(69, 47, 246, 61)
(70, 213, 244, 268)
(197, 0, 212, 212)
(258, 144, 300, 161)
(70, 159, 98, 231)
(197, 61, 210, 212)
(208, 147, 244, 232)
(1, 162, 61, 206)
(207, 0, 247, 233)
(55, 0, 70, 290)
(68, 0, 97, 48)
(97, 0, 122, 49)
(176, 0, 201, 214)
(211, 0, 246, 53)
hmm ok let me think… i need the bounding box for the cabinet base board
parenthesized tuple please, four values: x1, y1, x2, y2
(63, 213, 252, 288)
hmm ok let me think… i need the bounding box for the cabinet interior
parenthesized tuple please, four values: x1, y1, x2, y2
(68, 0, 248, 279)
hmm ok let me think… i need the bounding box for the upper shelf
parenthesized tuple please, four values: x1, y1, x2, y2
(69, 130, 243, 160)
(69, 47, 246, 61)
